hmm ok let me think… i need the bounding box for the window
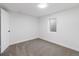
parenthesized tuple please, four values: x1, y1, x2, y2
(49, 18, 56, 32)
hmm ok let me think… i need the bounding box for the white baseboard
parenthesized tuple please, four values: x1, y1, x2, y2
(1, 45, 9, 53)
(40, 37, 79, 52)
(1, 37, 79, 53)
(10, 37, 39, 46)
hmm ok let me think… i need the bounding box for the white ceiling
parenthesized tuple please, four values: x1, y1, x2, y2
(0, 3, 79, 17)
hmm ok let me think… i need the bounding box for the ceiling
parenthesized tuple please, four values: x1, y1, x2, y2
(0, 3, 79, 17)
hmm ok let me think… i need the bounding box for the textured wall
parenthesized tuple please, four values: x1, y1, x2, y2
(39, 7, 79, 51)
(9, 12, 39, 45)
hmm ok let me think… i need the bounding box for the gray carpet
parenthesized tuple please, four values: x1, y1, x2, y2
(1, 38, 79, 56)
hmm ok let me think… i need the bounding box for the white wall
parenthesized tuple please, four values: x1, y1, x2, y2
(1, 6, 79, 52)
(1, 8, 10, 53)
(10, 12, 39, 45)
(39, 7, 79, 51)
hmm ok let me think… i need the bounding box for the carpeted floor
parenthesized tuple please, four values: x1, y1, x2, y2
(1, 38, 79, 56)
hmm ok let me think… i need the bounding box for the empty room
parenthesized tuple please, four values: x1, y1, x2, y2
(0, 3, 79, 56)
